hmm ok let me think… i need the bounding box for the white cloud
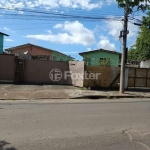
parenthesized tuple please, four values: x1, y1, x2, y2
(106, 0, 116, 5)
(47, 30, 52, 34)
(53, 24, 63, 29)
(104, 18, 139, 40)
(24, 21, 95, 46)
(64, 51, 78, 54)
(3, 27, 15, 33)
(0, 1, 25, 9)
(4, 27, 10, 31)
(127, 23, 139, 39)
(97, 35, 116, 51)
(0, 0, 105, 10)
(58, 0, 103, 10)
(26, 1, 36, 8)
(87, 47, 92, 51)
(5, 38, 13, 42)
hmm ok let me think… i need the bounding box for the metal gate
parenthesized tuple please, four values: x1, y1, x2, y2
(128, 68, 150, 87)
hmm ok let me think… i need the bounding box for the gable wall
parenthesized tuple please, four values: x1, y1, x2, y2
(10, 45, 52, 59)
(82, 51, 120, 67)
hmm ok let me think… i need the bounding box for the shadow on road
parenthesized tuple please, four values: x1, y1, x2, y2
(0, 141, 17, 150)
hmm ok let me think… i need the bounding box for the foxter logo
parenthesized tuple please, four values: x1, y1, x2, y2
(49, 68, 62, 82)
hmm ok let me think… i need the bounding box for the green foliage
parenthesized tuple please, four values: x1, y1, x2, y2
(116, 0, 150, 13)
(116, 0, 150, 8)
(128, 12, 150, 61)
(128, 46, 137, 61)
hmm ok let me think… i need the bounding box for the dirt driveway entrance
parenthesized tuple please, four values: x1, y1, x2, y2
(0, 84, 78, 100)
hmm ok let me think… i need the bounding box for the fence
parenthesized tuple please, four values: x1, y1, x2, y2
(1, 55, 150, 88)
(0, 55, 15, 81)
(0, 55, 72, 85)
(84, 66, 121, 88)
(128, 67, 150, 87)
(24, 59, 72, 84)
(84, 66, 150, 88)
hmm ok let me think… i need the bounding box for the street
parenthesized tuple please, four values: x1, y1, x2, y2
(0, 98, 150, 150)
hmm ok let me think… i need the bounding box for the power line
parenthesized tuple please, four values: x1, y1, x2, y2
(0, 7, 124, 17)
(0, 7, 124, 23)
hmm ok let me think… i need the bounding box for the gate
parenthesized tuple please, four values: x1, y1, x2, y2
(14, 56, 24, 83)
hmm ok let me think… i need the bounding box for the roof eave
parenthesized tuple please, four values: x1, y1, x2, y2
(0, 32, 9, 36)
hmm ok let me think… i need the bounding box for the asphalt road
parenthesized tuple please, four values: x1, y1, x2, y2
(0, 99, 150, 150)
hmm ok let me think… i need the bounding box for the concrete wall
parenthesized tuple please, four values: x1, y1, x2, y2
(82, 51, 120, 67)
(24, 60, 72, 84)
(140, 60, 150, 68)
(0, 55, 15, 81)
(69, 61, 84, 87)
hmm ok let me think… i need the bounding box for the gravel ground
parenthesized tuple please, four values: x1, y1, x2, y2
(0, 84, 78, 99)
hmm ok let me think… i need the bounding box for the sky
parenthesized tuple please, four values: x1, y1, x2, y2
(0, 0, 144, 60)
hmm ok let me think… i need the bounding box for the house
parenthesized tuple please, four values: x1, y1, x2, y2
(5, 43, 74, 61)
(79, 49, 121, 67)
(0, 32, 9, 54)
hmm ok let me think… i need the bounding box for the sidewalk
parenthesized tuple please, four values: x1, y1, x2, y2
(0, 84, 150, 100)
(66, 89, 150, 99)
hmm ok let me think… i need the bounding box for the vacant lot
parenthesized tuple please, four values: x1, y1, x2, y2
(0, 84, 77, 99)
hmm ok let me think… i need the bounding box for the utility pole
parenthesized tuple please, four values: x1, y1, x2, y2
(119, 4, 129, 93)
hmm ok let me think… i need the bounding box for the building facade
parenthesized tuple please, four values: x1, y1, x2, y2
(5, 43, 74, 61)
(79, 49, 121, 67)
(0, 32, 9, 54)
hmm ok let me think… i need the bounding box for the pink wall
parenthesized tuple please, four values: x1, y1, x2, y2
(0, 55, 72, 85)
(10, 45, 52, 59)
(23, 60, 72, 84)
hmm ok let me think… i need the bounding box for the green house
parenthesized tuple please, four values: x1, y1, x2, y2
(52, 51, 74, 62)
(79, 49, 121, 67)
(0, 32, 9, 54)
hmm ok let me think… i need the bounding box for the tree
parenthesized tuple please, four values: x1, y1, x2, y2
(128, 12, 150, 62)
(116, 0, 150, 93)
(128, 45, 138, 61)
(116, 0, 150, 10)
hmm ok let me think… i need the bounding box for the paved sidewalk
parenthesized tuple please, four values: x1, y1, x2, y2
(0, 84, 150, 100)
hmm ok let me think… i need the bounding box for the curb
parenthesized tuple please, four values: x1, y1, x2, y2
(70, 95, 150, 99)
(0, 95, 150, 100)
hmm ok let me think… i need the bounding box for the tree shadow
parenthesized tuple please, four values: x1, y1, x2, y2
(0, 141, 17, 150)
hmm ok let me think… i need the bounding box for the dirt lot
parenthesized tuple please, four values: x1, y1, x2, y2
(0, 84, 78, 100)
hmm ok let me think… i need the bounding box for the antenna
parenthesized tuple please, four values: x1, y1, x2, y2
(24, 51, 28, 55)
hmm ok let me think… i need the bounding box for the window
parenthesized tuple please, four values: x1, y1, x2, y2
(99, 58, 110, 66)
(39, 57, 49, 61)
(53, 56, 57, 61)
(83, 57, 91, 65)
